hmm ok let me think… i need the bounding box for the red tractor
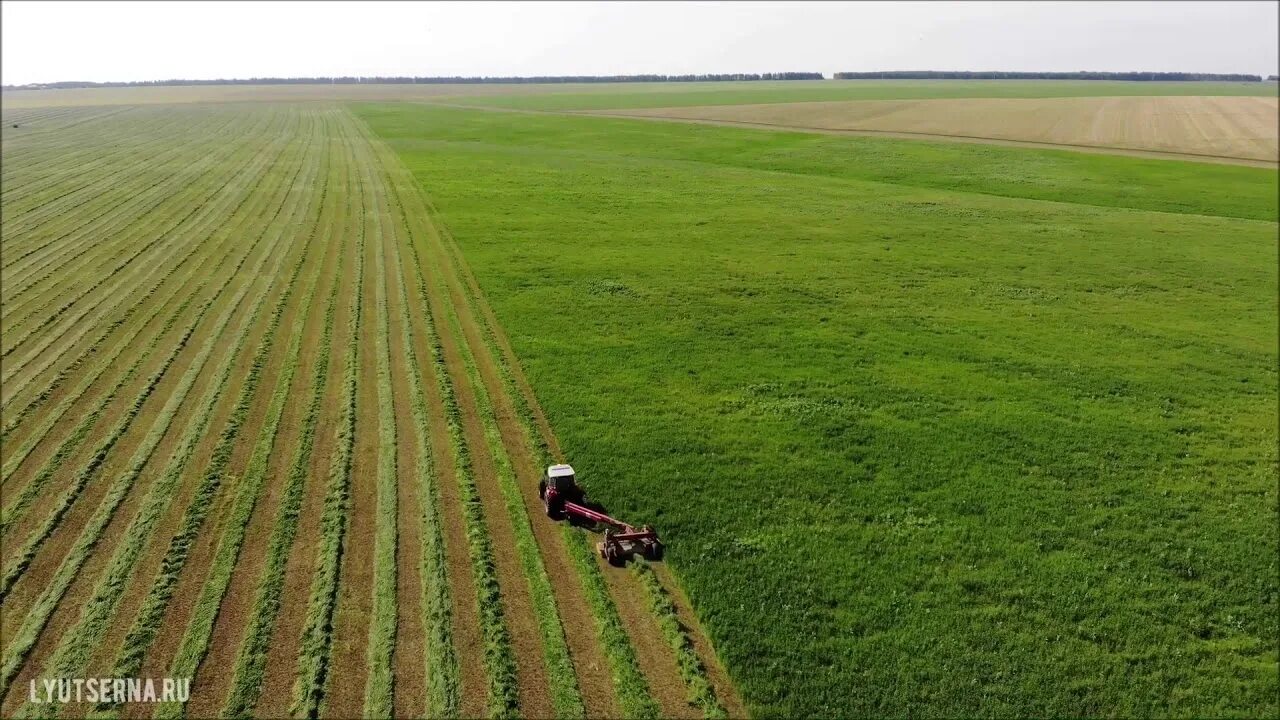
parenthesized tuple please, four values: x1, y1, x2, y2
(538, 464, 663, 566)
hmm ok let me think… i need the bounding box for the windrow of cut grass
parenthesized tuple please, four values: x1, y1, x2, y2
(0, 110, 276, 412)
(0, 109, 300, 539)
(385, 195, 460, 718)
(0, 110, 239, 265)
(1, 109, 284, 388)
(0, 109, 219, 250)
(0, 120, 315, 704)
(0, 111, 279, 370)
(428, 226, 661, 719)
(145, 117, 335, 720)
(290, 132, 366, 719)
(102, 117, 325, 703)
(429, 251, 585, 719)
(401, 200, 519, 718)
(0, 109, 263, 319)
(1, 110, 225, 232)
(363, 163, 400, 719)
(216, 116, 354, 719)
(0, 163, 273, 481)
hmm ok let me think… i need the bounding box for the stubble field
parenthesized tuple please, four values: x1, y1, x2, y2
(605, 95, 1280, 164)
(1, 79, 1277, 719)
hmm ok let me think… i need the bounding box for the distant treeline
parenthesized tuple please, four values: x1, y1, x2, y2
(833, 70, 1264, 82)
(3, 72, 825, 91)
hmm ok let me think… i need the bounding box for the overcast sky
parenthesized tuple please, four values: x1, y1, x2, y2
(2, 1, 1276, 85)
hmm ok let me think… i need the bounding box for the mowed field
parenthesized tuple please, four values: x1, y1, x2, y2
(606, 95, 1280, 164)
(1, 80, 1278, 719)
(0, 102, 740, 719)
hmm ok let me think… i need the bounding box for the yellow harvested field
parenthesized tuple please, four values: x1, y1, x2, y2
(612, 96, 1280, 163)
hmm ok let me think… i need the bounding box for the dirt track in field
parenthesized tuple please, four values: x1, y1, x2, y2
(601, 95, 1280, 165)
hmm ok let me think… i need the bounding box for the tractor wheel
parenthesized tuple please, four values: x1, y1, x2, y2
(538, 479, 547, 500)
(644, 540, 665, 562)
(545, 495, 565, 521)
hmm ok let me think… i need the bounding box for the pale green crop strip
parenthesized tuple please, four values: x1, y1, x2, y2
(0, 109, 298, 538)
(150, 118, 335, 720)
(1, 112, 237, 280)
(104, 115, 325, 701)
(0, 113, 312, 703)
(1, 109, 280, 370)
(0, 120, 274, 369)
(0, 168, 263, 480)
(291, 126, 366, 720)
(402, 190, 519, 719)
(0, 110, 272, 415)
(220, 118, 352, 719)
(386, 195, 459, 718)
(362, 152, 400, 719)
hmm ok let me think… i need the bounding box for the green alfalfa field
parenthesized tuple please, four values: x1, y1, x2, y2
(357, 103, 1278, 717)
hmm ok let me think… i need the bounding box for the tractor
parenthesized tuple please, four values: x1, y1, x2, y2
(538, 464, 663, 566)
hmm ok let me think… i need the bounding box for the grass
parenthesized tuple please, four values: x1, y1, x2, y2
(291, 151, 365, 719)
(429, 208, 662, 718)
(154, 129, 333, 720)
(387, 185, 460, 717)
(405, 204, 520, 719)
(360, 102, 1279, 717)
(364, 175, 399, 719)
(441, 78, 1279, 112)
(104, 136, 321, 701)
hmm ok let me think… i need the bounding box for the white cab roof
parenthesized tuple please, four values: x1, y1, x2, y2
(547, 464, 576, 478)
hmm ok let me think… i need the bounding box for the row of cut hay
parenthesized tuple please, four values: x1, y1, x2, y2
(402, 204, 520, 718)
(0, 130, 309, 701)
(363, 163, 400, 718)
(0, 111, 284, 365)
(0, 106, 172, 199)
(0, 112, 285, 462)
(0, 109, 266, 323)
(290, 137, 367, 718)
(0, 109, 207, 263)
(152, 118, 337, 720)
(0, 110, 286, 373)
(0, 110, 226, 265)
(422, 199, 663, 718)
(0, 109, 218, 236)
(0, 182, 260, 479)
(102, 117, 326, 708)
(219, 116, 355, 718)
(0, 113, 302, 540)
(631, 563, 727, 718)
(382, 133, 589, 714)
(385, 191, 460, 718)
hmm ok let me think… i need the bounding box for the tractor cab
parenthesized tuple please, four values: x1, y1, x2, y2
(545, 464, 579, 495)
